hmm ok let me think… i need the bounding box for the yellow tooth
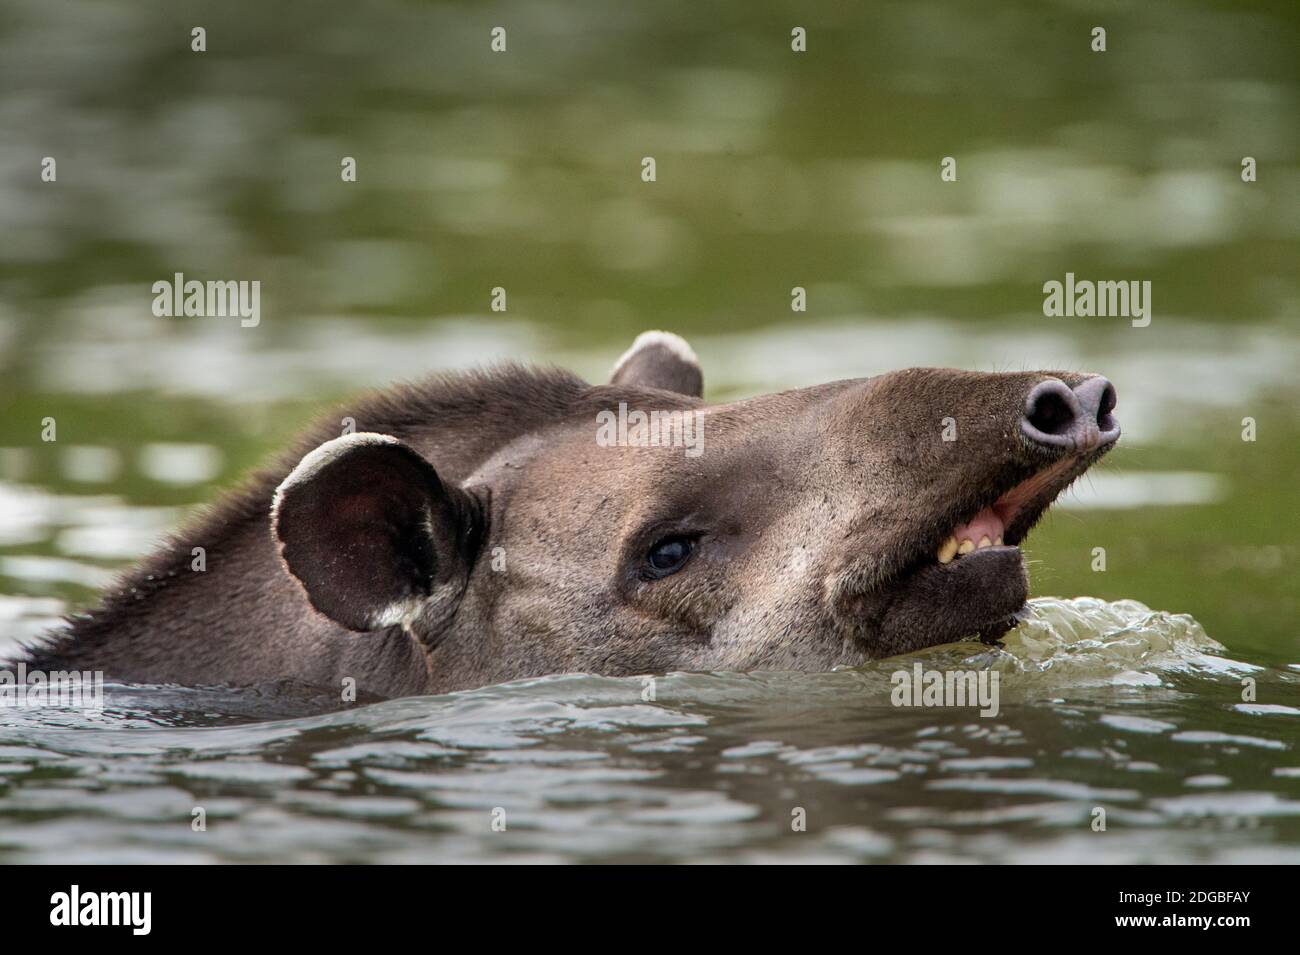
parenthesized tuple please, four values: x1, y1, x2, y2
(937, 536, 959, 564)
(994, 536, 1003, 546)
(957, 539, 975, 556)
(978, 535, 992, 550)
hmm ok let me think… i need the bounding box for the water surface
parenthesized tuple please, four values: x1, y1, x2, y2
(2, 598, 1298, 863)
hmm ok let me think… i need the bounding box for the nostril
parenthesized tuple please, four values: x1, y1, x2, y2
(1072, 376, 1120, 439)
(1096, 381, 1118, 430)
(1026, 385, 1076, 436)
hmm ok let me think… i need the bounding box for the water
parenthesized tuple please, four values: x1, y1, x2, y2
(2, 598, 1298, 863)
(1, 0, 1297, 862)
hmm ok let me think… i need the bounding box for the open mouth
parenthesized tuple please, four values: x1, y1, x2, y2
(859, 448, 1111, 656)
(932, 455, 1080, 564)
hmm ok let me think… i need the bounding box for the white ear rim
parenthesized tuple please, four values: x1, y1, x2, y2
(271, 432, 401, 524)
(609, 330, 700, 380)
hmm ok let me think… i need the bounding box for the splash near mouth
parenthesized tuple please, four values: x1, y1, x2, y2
(878, 596, 1235, 689)
(999, 596, 1233, 681)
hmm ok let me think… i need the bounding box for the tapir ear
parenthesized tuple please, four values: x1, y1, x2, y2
(610, 330, 703, 398)
(271, 433, 481, 633)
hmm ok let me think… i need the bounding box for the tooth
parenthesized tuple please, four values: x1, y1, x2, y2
(937, 537, 958, 564)
(978, 535, 992, 550)
(957, 539, 975, 556)
(994, 536, 1003, 545)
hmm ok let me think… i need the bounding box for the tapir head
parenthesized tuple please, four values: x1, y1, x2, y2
(271, 332, 1119, 690)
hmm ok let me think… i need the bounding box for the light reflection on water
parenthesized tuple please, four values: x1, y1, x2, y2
(1, 598, 1298, 863)
(14, 312, 1300, 437)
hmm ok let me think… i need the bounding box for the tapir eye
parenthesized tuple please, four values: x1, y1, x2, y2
(645, 535, 696, 578)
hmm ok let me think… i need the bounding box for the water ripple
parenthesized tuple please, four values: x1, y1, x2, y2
(2, 598, 1299, 862)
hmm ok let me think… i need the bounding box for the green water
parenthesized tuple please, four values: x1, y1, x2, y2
(0, 0, 1297, 862)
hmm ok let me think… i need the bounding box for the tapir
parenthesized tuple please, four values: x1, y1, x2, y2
(22, 332, 1120, 698)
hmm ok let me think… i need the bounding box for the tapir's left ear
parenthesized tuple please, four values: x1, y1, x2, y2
(271, 433, 482, 634)
(610, 330, 703, 397)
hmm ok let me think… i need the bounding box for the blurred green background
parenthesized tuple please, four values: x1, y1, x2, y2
(0, 0, 1296, 665)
